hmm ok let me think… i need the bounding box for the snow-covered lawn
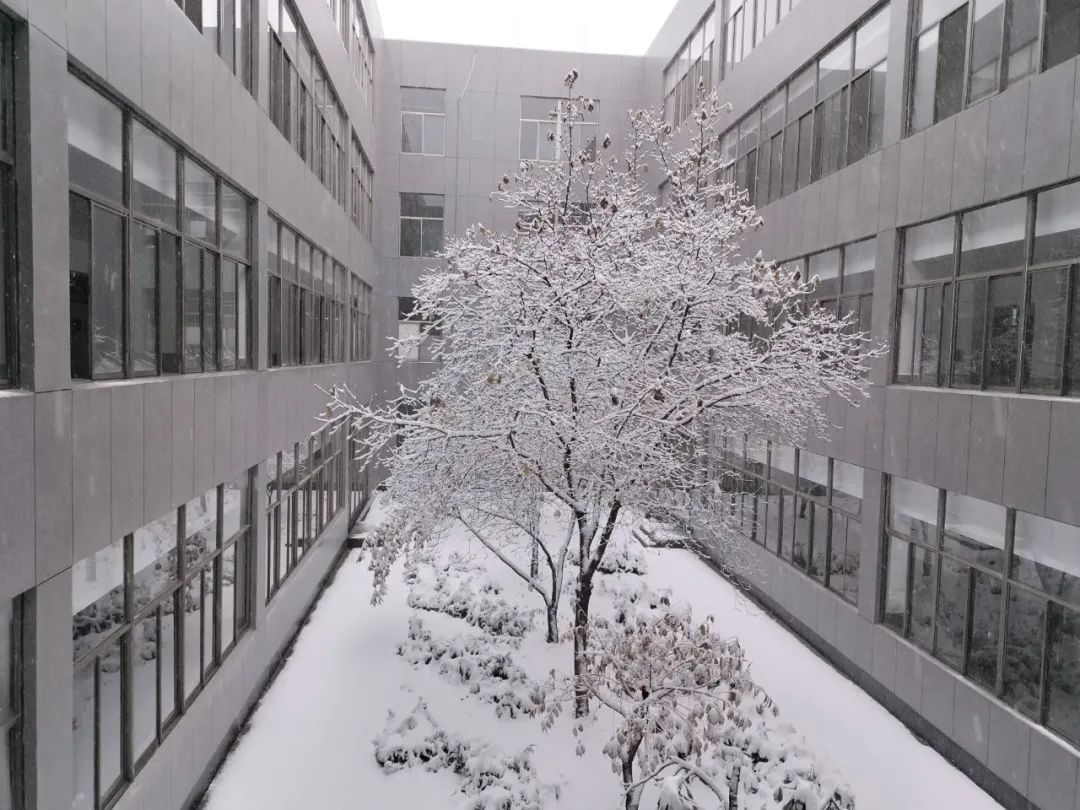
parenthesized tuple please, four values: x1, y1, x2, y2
(203, 509, 1003, 810)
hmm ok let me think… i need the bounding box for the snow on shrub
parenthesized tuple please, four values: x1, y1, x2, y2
(568, 530, 648, 576)
(374, 699, 555, 810)
(398, 617, 546, 719)
(546, 609, 855, 810)
(407, 561, 534, 641)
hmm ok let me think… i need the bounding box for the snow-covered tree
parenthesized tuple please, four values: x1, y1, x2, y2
(330, 71, 879, 715)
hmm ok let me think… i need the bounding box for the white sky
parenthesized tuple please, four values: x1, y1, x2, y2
(378, 0, 680, 56)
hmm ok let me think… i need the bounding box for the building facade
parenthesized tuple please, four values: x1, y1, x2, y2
(1, 0, 1078, 808)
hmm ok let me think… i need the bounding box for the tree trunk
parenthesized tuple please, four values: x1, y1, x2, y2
(573, 571, 593, 716)
(728, 763, 741, 810)
(545, 598, 559, 643)
(531, 538, 540, 579)
(622, 735, 644, 810)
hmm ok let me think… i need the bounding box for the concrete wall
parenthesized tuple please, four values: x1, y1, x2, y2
(0, 0, 395, 807)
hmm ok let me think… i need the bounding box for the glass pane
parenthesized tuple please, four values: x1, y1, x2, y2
(943, 491, 1005, 568)
(67, 76, 124, 202)
(92, 208, 125, 378)
(184, 487, 218, 564)
(203, 567, 215, 676)
(847, 71, 871, 165)
(426, 116, 446, 155)
(967, 569, 1002, 689)
(1069, 272, 1080, 394)
(855, 6, 889, 71)
(1046, 602, 1080, 743)
(132, 121, 177, 226)
(935, 5, 970, 122)
(920, 0, 967, 28)
(817, 35, 852, 99)
(903, 217, 956, 283)
(132, 224, 158, 375)
(183, 574, 201, 699)
(985, 273, 1022, 387)
(1005, 0, 1040, 86)
(797, 113, 813, 188)
(220, 259, 237, 370)
(184, 159, 217, 241)
(868, 61, 887, 152)
(401, 86, 444, 114)
(910, 545, 938, 650)
(787, 65, 815, 119)
(132, 614, 158, 761)
(809, 249, 840, 298)
(843, 238, 876, 293)
(952, 278, 987, 386)
(223, 472, 250, 540)
(237, 266, 249, 367)
(132, 509, 179, 612)
(421, 219, 443, 257)
(1023, 268, 1069, 392)
(960, 198, 1027, 275)
(72, 536, 125, 662)
(1003, 585, 1045, 717)
(832, 461, 863, 516)
(160, 233, 180, 374)
(401, 112, 423, 153)
(1012, 511, 1080, 608)
(161, 598, 179, 721)
(1034, 181, 1080, 264)
(202, 252, 217, 370)
(888, 476, 939, 544)
(182, 243, 202, 372)
(400, 217, 421, 256)
(935, 556, 969, 669)
(72, 659, 95, 810)
(910, 28, 938, 132)
(967, 0, 1004, 105)
(221, 544, 237, 652)
(221, 185, 248, 259)
(1044, 0, 1080, 71)
(883, 536, 910, 631)
(897, 284, 950, 384)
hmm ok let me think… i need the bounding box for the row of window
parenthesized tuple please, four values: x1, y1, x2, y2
(72, 473, 254, 810)
(720, 5, 889, 208)
(717, 439, 864, 605)
(267, 215, 358, 368)
(268, 0, 349, 208)
(1, 598, 20, 810)
(722, 0, 803, 80)
(909, 0, 1080, 133)
(399, 193, 446, 258)
(173, 0, 256, 94)
(663, 7, 716, 126)
(351, 135, 375, 239)
(264, 419, 348, 601)
(67, 74, 252, 381)
(882, 474, 1080, 746)
(325, 0, 376, 115)
(896, 178, 1080, 396)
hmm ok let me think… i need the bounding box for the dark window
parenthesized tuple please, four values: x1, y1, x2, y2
(0, 17, 12, 386)
(400, 193, 444, 257)
(1044, 0, 1080, 70)
(401, 87, 446, 155)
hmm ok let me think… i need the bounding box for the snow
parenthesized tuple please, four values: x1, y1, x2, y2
(203, 510, 1003, 810)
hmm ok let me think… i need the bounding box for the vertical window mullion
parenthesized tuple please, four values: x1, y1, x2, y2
(121, 536, 134, 782)
(929, 489, 946, 654)
(1060, 265, 1077, 395)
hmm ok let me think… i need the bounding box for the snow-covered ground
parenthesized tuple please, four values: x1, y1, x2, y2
(203, 509, 1003, 810)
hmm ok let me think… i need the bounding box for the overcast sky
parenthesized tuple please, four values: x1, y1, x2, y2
(378, 0, 679, 55)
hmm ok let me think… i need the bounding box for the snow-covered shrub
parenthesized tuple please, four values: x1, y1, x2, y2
(398, 618, 546, 719)
(374, 700, 553, 810)
(559, 610, 855, 810)
(407, 564, 534, 640)
(569, 531, 648, 576)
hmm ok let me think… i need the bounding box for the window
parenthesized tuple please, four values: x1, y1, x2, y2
(882, 476, 1080, 747)
(519, 97, 599, 162)
(664, 6, 715, 125)
(350, 275, 372, 361)
(721, 5, 890, 204)
(67, 76, 251, 381)
(719, 440, 865, 605)
(267, 215, 349, 368)
(265, 420, 349, 600)
(910, 0, 1052, 133)
(897, 182, 1080, 395)
(350, 0, 376, 114)
(1, 598, 22, 810)
(173, 0, 254, 92)
(0, 18, 15, 388)
(267, 0, 348, 207)
(351, 135, 374, 239)
(72, 473, 253, 810)
(401, 87, 446, 155)
(399, 193, 444, 257)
